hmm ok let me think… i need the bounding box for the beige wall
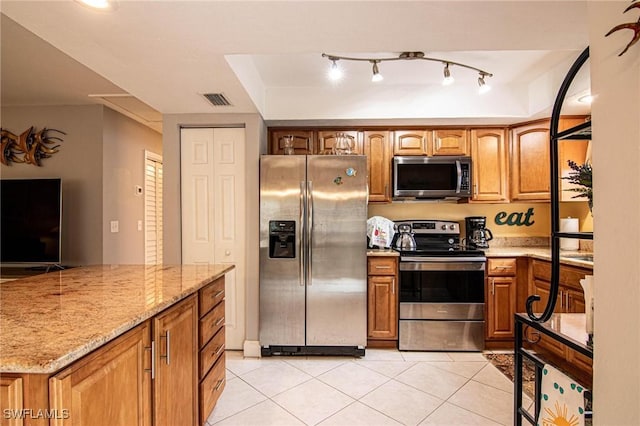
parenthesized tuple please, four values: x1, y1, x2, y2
(370, 201, 592, 238)
(102, 108, 162, 264)
(162, 113, 266, 342)
(1, 105, 104, 266)
(589, 2, 640, 422)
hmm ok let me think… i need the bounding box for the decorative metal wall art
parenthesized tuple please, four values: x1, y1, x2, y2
(0, 127, 65, 166)
(605, 0, 640, 56)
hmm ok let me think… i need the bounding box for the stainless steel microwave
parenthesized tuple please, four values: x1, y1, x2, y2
(392, 156, 472, 199)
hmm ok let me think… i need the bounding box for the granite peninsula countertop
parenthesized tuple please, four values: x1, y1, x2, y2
(0, 264, 234, 374)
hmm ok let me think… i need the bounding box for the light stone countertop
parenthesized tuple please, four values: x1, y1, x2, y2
(367, 246, 593, 269)
(0, 264, 234, 374)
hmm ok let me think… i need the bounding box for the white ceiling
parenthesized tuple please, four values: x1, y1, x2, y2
(1, 1, 592, 131)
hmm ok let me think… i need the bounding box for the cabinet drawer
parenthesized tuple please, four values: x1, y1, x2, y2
(532, 260, 590, 290)
(199, 302, 225, 347)
(200, 355, 226, 425)
(199, 277, 225, 318)
(367, 257, 398, 275)
(487, 258, 516, 276)
(200, 326, 225, 379)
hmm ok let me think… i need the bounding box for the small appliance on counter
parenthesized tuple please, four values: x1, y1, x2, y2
(464, 216, 493, 249)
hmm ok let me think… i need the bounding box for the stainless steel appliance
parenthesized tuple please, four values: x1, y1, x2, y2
(464, 216, 493, 249)
(259, 155, 368, 356)
(394, 220, 486, 351)
(392, 156, 472, 199)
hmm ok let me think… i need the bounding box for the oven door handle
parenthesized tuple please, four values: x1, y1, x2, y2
(399, 259, 486, 271)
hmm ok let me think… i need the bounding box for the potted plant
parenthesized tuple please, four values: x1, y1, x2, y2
(563, 160, 593, 212)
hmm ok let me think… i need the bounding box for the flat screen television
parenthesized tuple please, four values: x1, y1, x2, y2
(1, 178, 62, 264)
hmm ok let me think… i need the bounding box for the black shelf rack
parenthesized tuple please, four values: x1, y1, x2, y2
(515, 47, 593, 425)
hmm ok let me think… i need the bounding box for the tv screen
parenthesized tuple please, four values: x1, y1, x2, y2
(1, 178, 62, 264)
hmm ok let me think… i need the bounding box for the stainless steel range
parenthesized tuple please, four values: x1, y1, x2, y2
(394, 220, 486, 351)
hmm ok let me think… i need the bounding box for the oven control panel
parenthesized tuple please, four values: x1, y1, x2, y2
(396, 220, 459, 234)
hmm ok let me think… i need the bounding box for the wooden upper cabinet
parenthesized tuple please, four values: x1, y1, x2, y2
(470, 128, 509, 202)
(510, 120, 551, 201)
(317, 130, 362, 155)
(431, 129, 469, 156)
(364, 131, 391, 203)
(270, 130, 314, 155)
(393, 130, 429, 155)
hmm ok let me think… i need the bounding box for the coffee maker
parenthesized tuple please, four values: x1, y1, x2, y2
(465, 216, 493, 249)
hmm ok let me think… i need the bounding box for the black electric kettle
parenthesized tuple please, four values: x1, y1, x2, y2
(394, 223, 416, 251)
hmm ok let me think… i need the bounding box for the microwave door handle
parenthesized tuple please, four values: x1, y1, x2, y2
(455, 160, 462, 194)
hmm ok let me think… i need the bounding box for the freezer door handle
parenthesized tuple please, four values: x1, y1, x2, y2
(299, 181, 306, 286)
(307, 181, 313, 286)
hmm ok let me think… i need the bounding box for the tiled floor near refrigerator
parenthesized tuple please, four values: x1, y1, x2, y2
(206, 349, 533, 426)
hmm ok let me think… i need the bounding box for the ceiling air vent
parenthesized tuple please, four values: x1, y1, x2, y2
(203, 93, 232, 107)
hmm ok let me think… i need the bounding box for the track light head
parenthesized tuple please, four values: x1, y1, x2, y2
(478, 73, 491, 94)
(371, 61, 383, 82)
(442, 63, 454, 86)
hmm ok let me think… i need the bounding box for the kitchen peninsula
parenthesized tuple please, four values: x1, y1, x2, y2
(0, 264, 233, 426)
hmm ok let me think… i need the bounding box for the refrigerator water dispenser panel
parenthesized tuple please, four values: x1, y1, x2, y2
(269, 220, 296, 258)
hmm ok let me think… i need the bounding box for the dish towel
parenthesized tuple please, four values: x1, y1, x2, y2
(366, 216, 396, 248)
(538, 364, 586, 426)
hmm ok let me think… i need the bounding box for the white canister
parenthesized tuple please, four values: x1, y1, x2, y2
(560, 217, 579, 251)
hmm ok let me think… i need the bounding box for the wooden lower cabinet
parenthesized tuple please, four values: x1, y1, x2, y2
(50, 321, 152, 426)
(485, 258, 517, 342)
(526, 259, 593, 378)
(153, 295, 199, 426)
(198, 277, 226, 425)
(367, 256, 398, 345)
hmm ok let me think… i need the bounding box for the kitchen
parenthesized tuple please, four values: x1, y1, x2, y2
(0, 1, 638, 425)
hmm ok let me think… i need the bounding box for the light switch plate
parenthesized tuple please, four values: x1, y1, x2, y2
(137, 220, 143, 231)
(110, 221, 119, 233)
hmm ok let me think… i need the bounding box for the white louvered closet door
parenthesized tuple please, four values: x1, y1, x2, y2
(145, 151, 163, 264)
(180, 128, 246, 350)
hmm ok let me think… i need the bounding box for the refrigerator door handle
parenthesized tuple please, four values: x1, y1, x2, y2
(299, 181, 306, 287)
(307, 180, 313, 286)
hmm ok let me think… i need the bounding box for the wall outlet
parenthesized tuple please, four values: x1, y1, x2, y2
(110, 220, 119, 233)
(135, 185, 143, 195)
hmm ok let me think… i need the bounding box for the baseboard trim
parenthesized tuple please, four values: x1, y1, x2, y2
(243, 340, 261, 358)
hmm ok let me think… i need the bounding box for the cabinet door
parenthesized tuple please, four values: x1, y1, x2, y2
(510, 121, 551, 201)
(367, 275, 398, 339)
(393, 130, 429, 155)
(364, 131, 391, 203)
(270, 130, 314, 155)
(470, 128, 509, 202)
(1, 376, 24, 426)
(487, 277, 516, 339)
(49, 322, 152, 426)
(431, 129, 469, 156)
(566, 288, 586, 313)
(317, 130, 362, 154)
(153, 295, 198, 426)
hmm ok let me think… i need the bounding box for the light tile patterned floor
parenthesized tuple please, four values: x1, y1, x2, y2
(206, 349, 532, 426)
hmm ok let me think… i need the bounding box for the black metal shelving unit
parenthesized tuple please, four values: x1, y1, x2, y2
(515, 47, 594, 425)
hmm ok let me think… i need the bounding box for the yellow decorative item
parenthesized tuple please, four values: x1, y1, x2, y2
(539, 364, 586, 426)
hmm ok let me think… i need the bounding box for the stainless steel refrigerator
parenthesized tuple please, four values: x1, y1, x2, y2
(259, 155, 368, 356)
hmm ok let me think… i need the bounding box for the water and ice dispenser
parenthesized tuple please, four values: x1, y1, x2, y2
(269, 220, 296, 258)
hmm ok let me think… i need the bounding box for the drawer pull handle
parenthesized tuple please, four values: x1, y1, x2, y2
(213, 378, 225, 392)
(213, 290, 225, 298)
(214, 316, 225, 327)
(496, 265, 514, 269)
(212, 344, 225, 357)
(375, 265, 391, 269)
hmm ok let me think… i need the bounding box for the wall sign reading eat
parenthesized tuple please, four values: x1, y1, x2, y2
(495, 208, 535, 226)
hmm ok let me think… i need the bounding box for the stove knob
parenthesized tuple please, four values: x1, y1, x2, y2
(449, 224, 456, 230)
(448, 238, 455, 244)
(441, 224, 447, 230)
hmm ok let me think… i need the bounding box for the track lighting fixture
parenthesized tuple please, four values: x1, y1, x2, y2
(371, 61, 383, 82)
(322, 51, 492, 92)
(478, 73, 491, 94)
